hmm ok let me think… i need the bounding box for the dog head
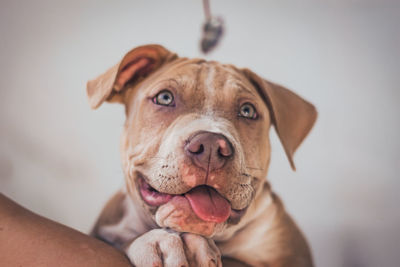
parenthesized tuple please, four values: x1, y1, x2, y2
(87, 44, 317, 237)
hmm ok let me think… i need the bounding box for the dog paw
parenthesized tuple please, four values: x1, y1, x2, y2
(182, 233, 222, 267)
(125, 229, 189, 267)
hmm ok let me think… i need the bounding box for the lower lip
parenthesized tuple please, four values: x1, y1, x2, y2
(138, 178, 173, 206)
(138, 177, 247, 219)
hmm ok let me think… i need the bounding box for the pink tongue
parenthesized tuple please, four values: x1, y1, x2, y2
(185, 186, 231, 223)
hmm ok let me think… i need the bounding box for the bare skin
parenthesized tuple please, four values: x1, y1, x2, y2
(0, 193, 131, 267)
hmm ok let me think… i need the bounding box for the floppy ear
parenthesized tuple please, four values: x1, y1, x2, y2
(86, 44, 177, 109)
(242, 69, 317, 170)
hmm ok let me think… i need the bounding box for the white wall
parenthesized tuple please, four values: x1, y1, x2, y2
(1, 1, 399, 266)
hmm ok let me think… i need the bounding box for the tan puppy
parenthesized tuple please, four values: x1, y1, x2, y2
(87, 44, 317, 267)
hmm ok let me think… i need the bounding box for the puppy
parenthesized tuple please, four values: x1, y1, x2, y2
(87, 44, 317, 267)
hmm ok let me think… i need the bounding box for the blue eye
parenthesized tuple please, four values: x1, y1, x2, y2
(153, 90, 174, 106)
(239, 103, 257, 119)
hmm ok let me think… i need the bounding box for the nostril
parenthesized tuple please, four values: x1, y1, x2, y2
(187, 141, 205, 155)
(192, 144, 204, 155)
(217, 139, 233, 157)
(218, 147, 229, 157)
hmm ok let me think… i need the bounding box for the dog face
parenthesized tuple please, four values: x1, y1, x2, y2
(87, 45, 316, 237)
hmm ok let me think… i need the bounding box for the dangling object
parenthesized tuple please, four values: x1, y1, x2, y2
(200, 0, 224, 54)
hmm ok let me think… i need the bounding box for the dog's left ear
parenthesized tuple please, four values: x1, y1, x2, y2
(242, 69, 317, 170)
(86, 44, 177, 109)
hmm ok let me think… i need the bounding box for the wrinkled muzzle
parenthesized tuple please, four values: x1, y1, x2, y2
(140, 115, 255, 211)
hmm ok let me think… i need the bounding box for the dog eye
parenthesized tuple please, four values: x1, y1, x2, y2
(153, 90, 174, 106)
(239, 103, 257, 119)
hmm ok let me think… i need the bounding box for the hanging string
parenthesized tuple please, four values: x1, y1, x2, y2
(200, 0, 224, 54)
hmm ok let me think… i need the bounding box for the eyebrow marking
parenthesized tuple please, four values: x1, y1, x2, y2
(237, 85, 257, 97)
(226, 79, 257, 97)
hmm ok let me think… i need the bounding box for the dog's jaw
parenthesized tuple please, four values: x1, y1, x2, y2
(133, 173, 251, 237)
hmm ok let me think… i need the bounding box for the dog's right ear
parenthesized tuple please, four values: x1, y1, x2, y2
(242, 68, 317, 171)
(86, 44, 177, 109)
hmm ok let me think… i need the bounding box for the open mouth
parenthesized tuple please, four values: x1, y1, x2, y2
(139, 177, 246, 223)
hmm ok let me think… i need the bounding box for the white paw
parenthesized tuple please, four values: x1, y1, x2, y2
(125, 229, 188, 267)
(182, 233, 222, 267)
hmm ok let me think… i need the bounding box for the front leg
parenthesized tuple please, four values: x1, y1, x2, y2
(125, 229, 188, 267)
(181, 233, 222, 267)
(125, 229, 222, 267)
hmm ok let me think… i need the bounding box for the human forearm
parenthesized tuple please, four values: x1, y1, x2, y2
(0, 193, 132, 267)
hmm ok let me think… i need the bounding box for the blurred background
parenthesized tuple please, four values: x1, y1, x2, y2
(1, 0, 399, 266)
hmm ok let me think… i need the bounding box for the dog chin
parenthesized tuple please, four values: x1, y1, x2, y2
(137, 176, 247, 236)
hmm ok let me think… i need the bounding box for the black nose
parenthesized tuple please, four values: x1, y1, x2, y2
(185, 132, 234, 171)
